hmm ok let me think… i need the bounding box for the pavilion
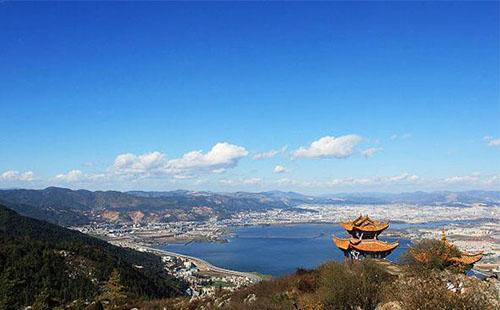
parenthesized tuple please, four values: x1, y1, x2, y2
(333, 215, 399, 260)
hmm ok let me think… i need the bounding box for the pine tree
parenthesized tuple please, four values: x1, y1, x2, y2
(32, 288, 51, 310)
(98, 269, 127, 307)
(0, 270, 22, 310)
(0, 280, 17, 310)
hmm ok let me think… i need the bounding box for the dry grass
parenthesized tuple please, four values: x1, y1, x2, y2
(381, 270, 497, 310)
(112, 258, 499, 310)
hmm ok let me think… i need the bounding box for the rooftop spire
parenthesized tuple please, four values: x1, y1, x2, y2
(441, 228, 447, 242)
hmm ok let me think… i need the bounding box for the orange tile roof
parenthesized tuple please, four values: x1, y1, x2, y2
(351, 239, 399, 252)
(449, 253, 483, 265)
(333, 236, 399, 253)
(442, 230, 483, 265)
(340, 215, 389, 233)
(333, 236, 350, 250)
(409, 235, 483, 267)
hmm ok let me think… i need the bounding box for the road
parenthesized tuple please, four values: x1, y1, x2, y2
(141, 246, 263, 283)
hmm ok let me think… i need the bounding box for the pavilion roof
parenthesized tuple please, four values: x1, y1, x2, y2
(441, 229, 483, 265)
(410, 230, 483, 266)
(340, 215, 389, 233)
(333, 236, 399, 253)
(449, 253, 483, 265)
(411, 249, 483, 266)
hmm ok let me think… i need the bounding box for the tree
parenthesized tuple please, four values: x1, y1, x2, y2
(32, 288, 52, 310)
(0, 269, 23, 310)
(98, 269, 127, 307)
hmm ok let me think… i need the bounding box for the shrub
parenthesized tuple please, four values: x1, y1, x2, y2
(401, 239, 462, 271)
(317, 260, 394, 310)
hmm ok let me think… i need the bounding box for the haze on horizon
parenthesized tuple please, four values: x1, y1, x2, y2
(0, 2, 499, 194)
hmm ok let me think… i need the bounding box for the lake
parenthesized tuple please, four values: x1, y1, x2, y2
(160, 223, 411, 276)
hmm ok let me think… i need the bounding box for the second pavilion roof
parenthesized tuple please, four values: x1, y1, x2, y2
(333, 236, 399, 253)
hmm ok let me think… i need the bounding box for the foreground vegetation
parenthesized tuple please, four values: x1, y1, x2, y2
(135, 238, 498, 310)
(175, 260, 497, 310)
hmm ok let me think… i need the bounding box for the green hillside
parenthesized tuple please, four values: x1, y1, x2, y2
(0, 204, 187, 309)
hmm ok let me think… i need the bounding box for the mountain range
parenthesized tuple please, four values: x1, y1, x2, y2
(0, 187, 498, 226)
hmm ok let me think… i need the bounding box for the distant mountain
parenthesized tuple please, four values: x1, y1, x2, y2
(0, 188, 498, 227)
(0, 204, 186, 309)
(0, 188, 303, 226)
(323, 190, 500, 205)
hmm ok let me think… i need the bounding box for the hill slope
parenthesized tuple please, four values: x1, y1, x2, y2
(179, 260, 498, 310)
(0, 187, 310, 226)
(0, 204, 187, 309)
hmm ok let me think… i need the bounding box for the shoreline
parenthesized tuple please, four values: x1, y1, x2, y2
(135, 245, 263, 283)
(103, 219, 498, 278)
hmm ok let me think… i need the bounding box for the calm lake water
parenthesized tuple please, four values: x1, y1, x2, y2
(161, 223, 411, 276)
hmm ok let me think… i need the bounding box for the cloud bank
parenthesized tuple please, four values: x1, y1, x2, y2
(111, 142, 248, 177)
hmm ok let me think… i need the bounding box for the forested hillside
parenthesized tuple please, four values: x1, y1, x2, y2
(0, 205, 187, 309)
(0, 187, 306, 226)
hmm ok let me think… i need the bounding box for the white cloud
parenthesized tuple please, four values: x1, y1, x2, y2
(111, 142, 248, 177)
(54, 170, 85, 182)
(275, 178, 317, 188)
(324, 173, 420, 187)
(273, 173, 420, 189)
(211, 168, 226, 174)
(484, 175, 500, 185)
(443, 174, 499, 186)
(243, 177, 262, 185)
(173, 174, 193, 180)
(273, 173, 500, 191)
(273, 165, 286, 174)
(253, 146, 288, 160)
(0, 170, 35, 182)
(489, 140, 500, 146)
(53, 170, 107, 183)
(220, 177, 262, 186)
(444, 175, 478, 184)
(167, 142, 248, 173)
(390, 133, 411, 141)
(361, 147, 383, 158)
(484, 136, 500, 147)
(253, 150, 279, 160)
(386, 172, 419, 182)
(291, 135, 362, 159)
(113, 151, 168, 176)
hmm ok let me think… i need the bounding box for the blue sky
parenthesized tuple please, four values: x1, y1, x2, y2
(0, 2, 498, 193)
